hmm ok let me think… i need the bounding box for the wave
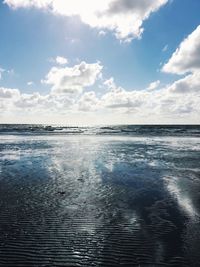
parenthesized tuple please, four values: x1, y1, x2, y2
(0, 124, 200, 137)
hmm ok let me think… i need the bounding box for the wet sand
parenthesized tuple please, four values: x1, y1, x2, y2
(0, 135, 200, 266)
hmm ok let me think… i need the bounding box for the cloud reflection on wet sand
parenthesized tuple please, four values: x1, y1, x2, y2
(0, 135, 200, 266)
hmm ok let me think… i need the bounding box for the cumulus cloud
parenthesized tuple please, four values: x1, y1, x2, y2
(0, 87, 20, 98)
(78, 91, 99, 111)
(14, 92, 46, 108)
(99, 76, 200, 120)
(55, 56, 68, 65)
(4, 0, 169, 41)
(14, 92, 72, 112)
(0, 76, 199, 123)
(56, 56, 68, 65)
(0, 59, 199, 123)
(42, 61, 102, 94)
(162, 25, 200, 74)
(103, 77, 116, 90)
(1, 91, 73, 113)
(168, 72, 200, 93)
(147, 80, 160, 90)
(4, 0, 51, 8)
(0, 87, 21, 113)
(101, 87, 144, 109)
(49, 56, 68, 65)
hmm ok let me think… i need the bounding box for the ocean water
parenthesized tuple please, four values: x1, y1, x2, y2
(0, 125, 200, 266)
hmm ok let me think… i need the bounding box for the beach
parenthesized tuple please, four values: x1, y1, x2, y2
(0, 127, 200, 266)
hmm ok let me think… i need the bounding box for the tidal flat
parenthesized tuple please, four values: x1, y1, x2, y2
(0, 132, 200, 266)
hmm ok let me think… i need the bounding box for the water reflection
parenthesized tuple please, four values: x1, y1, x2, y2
(0, 135, 200, 266)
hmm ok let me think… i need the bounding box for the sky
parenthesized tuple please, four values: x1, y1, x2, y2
(0, 0, 200, 125)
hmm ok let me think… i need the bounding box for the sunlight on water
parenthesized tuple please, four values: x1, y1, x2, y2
(164, 176, 198, 218)
(0, 132, 200, 266)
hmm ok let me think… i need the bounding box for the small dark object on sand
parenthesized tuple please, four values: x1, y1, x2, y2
(57, 191, 66, 195)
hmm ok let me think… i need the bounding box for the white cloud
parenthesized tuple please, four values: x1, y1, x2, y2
(103, 77, 116, 90)
(14, 92, 44, 108)
(55, 56, 68, 65)
(0, 75, 199, 123)
(99, 76, 200, 121)
(168, 71, 200, 93)
(0, 87, 20, 98)
(4, 0, 169, 41)
(98, 30, 107, 37)
(147, 80, 160, 90)
(42, 61, 103, 94)
(8, 91, 73, 111)
(0, 87, 21, 113)
(27, 81, 34, 86)
(4, 0, 51, 8)
(78, 91, 99, 111)
(159, 25, 200, 115)
(56, 56, 68, 65)
(163, 25, 200, 74)
(101, 87, 144, 110)
(162, 44, 168, 52)
(49, 56, 68, 65)
(0, 68, 5, 80)
(0, 67, 15, 79)
(0, 59, 199, 123)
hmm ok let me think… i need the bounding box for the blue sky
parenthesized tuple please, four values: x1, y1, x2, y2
(0, 0, 200, 124)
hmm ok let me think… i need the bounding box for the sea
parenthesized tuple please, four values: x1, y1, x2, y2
(0, 124, 200, 266)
